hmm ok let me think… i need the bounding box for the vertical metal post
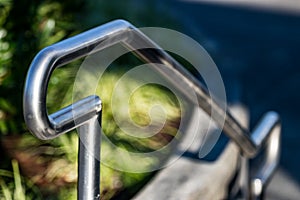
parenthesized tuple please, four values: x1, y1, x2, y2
(78, 113, 101, 200)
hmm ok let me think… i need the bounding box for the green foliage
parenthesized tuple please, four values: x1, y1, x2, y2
(0, 0, 182, 199)
(0, 160, 42, 200)
(0, 0, 85, 135)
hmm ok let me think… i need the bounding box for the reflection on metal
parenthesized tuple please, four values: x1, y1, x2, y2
(23, 19, 281, 199)
(250, 112, 281, 200)
(78, 112, 101, 200)
(49, 95, 102, 199)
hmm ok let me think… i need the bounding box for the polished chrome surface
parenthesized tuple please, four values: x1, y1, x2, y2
(23, 19, 281, 199)
(78, 114, 101, 200)
(24, 19, 257, 156)
(250, 112, 281, 200)
(49, 95, 101, 137)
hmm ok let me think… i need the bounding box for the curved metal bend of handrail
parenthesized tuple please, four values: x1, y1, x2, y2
(23, 19, 280, 159)
(250, 111, 281, 200)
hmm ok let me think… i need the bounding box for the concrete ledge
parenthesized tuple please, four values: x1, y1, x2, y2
(133, 105, 248, 200)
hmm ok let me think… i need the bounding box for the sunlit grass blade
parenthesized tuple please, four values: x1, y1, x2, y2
(12, 159, 25, 200)
(0, 178, 12, 200)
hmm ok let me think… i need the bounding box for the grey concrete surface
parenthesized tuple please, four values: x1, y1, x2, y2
(266, 169, 300, 200)
(134, 106, 249, 199)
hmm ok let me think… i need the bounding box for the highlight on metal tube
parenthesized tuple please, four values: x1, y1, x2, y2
(250, 112, 281, 200)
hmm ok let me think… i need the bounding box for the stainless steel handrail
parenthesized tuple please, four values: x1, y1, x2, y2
(23, 19, 281, 200)
(23, 19, 257, 156)
(250, 112, 281, 200)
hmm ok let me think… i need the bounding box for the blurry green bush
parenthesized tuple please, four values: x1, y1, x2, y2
(0, 0, 182, 199)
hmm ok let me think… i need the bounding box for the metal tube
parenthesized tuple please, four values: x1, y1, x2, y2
(250, 112, 281, 200)
(123, 38, 257, 157)
(23, 19, 256, 157)
(49, 95, 102, 136)
(78, 113, 101, 200)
